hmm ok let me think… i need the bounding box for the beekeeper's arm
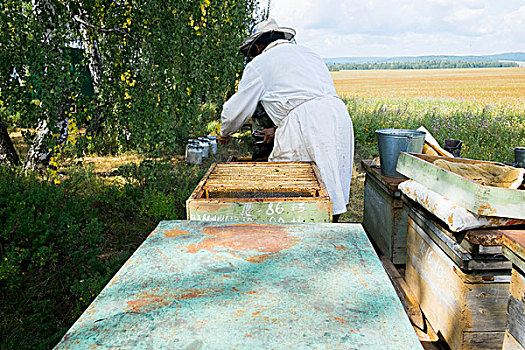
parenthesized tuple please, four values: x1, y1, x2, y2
(220, 65, 264, 141)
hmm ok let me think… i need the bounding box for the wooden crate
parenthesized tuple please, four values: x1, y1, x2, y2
(502, 232, 525, 350)
(396, 153, 525, 219)
(362, 160, 408, 265)
(55, 221, 423, 349)
(404, 199, 513, 350)
(187, 162, 332, 223)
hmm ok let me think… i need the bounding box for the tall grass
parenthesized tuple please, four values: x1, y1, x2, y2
(346, 97, 525, 163)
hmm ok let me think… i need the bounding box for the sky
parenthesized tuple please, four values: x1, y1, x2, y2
(262, 0, 525, 58)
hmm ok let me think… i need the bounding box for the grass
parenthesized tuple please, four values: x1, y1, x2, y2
(344, 96, 525, 163)
(331, 68, 525, 163)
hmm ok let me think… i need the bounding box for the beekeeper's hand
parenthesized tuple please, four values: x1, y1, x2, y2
(218, 135, 231, 145)
(256, 127, 276, 144)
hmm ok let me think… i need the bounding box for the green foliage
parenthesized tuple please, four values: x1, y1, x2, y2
(0, 159, 207, 349)
(0, 167, 106, 349)
(0, 1, 85, 149)
(347, 97, 525, 163)
(329, 60, 519, 71)
(1, 0, 258, 158)
(117, 160, 206, 221)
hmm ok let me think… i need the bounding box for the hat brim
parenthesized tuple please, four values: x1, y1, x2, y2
(238, 27, 295, 57)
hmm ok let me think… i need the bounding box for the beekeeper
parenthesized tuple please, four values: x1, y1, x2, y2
(219, 19, 354, 221)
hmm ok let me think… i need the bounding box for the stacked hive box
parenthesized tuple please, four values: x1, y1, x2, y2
(396, 153, 525, 350)
(404, 201, 513, 350)
(187, 162, 332, 223)
(362, 160, 408, 265)
(502, 232, 525, 350)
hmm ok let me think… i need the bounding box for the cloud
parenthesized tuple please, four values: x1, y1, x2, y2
(266, 0, 525, 57)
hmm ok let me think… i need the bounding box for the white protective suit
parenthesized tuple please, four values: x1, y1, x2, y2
(220, 41, 354, 215)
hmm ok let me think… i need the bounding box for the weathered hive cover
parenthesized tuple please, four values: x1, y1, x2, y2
(396, 153, 525, 219)
(55, 221, 422, 349)
(187, 162, 332, 223)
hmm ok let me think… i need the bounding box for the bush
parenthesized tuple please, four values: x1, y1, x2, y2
(0, 158, 207, 349)
(117, 159, 206, 221)
(0, 167, 107, 349)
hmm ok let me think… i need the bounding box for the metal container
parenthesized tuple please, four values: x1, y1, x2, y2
(185, 139, 194, 159)
(198, 137, 210, 158)
(207, 135, 217, 155)
(376, 129, 426, 178)
(185, 142, 202, 165)
(514, 147, 525, 168)
(444, 139, 462, 158)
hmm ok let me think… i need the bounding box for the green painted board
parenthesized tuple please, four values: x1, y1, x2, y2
(397, 153, 525, 219)
(188, 200, 331, 223)
(186, 162, 332, 223)
(55, 221, 422, 349)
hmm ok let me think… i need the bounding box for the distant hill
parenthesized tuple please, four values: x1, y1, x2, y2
(324, 52, 525, 65)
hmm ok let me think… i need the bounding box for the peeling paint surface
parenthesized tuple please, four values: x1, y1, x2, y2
(55, 221, 422, 349)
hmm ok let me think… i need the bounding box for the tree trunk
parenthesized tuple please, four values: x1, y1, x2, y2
(25, 0, 69, 170)
(72, 1, 106, 135)
(24, 116, 69, 171)
(0, 117, 21, 167)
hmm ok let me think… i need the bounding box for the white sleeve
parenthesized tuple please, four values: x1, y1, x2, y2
(220, 65, 264, 137)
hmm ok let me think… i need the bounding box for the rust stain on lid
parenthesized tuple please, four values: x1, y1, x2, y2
(184, 224, 298, 254)
(334, 317, 345, 324)
(246, 254, 271, 263)
(464, 229, 504, 246)
(164, 229, 190, 238)
(126, 292, 170, 313)
(126, 289, 215, 313)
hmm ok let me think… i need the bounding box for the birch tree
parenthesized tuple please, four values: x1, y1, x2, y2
(0, 0, 259, 169)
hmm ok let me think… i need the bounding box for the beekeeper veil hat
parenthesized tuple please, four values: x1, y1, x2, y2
(238, 18, 295, 57)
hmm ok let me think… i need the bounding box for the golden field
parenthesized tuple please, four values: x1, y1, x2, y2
(331, 67, 525, 108)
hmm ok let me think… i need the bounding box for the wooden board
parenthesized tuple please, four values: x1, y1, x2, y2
(502, 232, 525, 350)
(362, 160, 406, 193)
(504, 330, 525, 350)
(505, 268, 525, 349)
(503, 231, 525, 265)
(363, 161, 407, 265)
(187, 162, 332, 223)
(55, 221, 422, 349)
(504, 247, 525, 277)
(405, 215, 510, 350)
(396, 153, 525, 219)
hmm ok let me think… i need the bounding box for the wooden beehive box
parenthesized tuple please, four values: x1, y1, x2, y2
(404, 198, 513, 350)
(396, 153, 525, 219)
(186, 162, 332, 223)
(362, 160, 408, 265)
(502, 232, 525, 350)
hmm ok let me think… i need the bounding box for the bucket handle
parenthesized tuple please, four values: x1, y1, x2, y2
(406, 134, 414, 149)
